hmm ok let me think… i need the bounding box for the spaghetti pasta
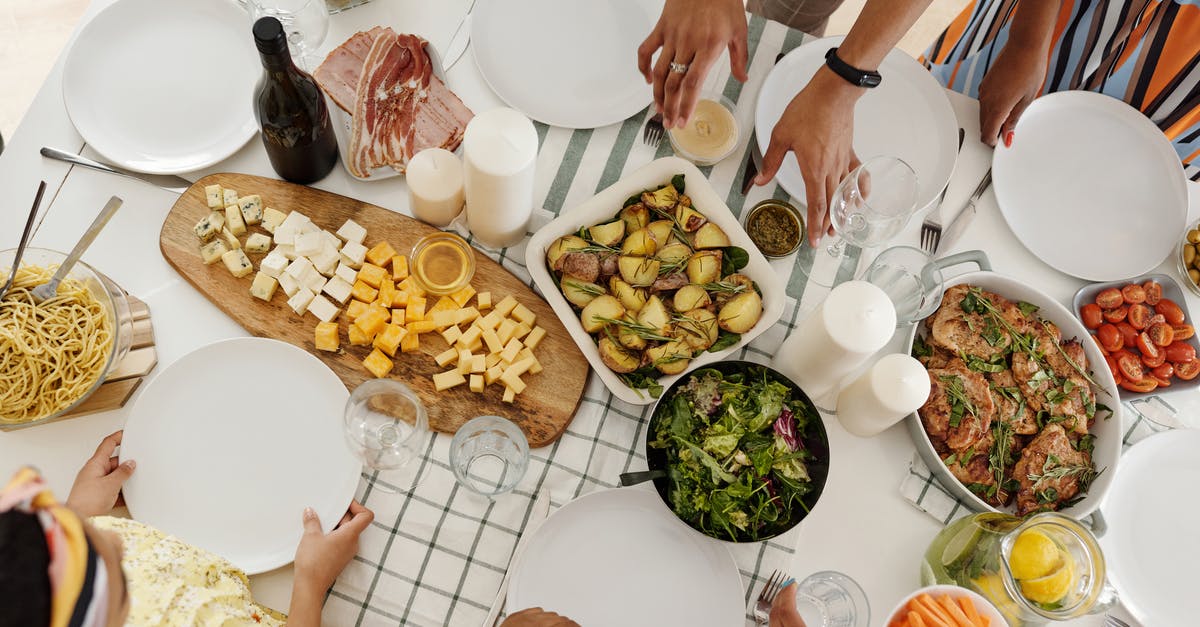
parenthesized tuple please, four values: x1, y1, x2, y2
(0, 265, 114, 423)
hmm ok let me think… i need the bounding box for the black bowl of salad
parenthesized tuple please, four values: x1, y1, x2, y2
(645, 361, 830, 543)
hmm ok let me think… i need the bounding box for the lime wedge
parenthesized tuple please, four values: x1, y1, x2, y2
(941, 520, 984, 567)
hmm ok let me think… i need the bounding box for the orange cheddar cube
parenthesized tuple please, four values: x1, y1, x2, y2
(362, 349, 393, 378)
(354, 304, 391, 337)
(450, 285, 476, 307)
(365, 242, 397, 267)
(406, 296, 426, 322)
(314, 322, 339, 352)
(373, 324, 408, 357)
(345, 299, 369, 322)
(350, 280, 379, 303)
(378, 280, 396, 308)
(357, 263, 388, 289)
(391, 309, 406, 326)
(399, 330, 421, 353)
(391, 255, 409, 280)
(391, 290, 410, 308)
(348, 324, 374, 346)
(408, 320, 438, 335)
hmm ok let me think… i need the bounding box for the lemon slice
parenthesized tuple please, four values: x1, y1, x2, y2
(1008, 529, 1062, 580)
(941, 521, 985, 567)
(1020, 559, 1075, 605)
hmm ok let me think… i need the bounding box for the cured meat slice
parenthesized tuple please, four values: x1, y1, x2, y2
(313, 27, 386, 114)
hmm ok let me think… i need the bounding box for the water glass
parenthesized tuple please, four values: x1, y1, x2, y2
(246, 0, 329, 66)
(860, 246, 944, 325)
(450, 415, 529, 497)
(343, 380, 430, 493)
(793, 571, 871, 627)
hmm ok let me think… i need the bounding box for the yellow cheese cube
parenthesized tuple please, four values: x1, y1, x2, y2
(442, 325, 463, 345)
(477, 292, 492, 310)
(435, 347, 458, 368)
(499, 339, 522, 364)
(357, 263, 388, 289)
(517, 348, 543, 374)
(457, 349, 474, 375)
(495, 294, 518, 317)
(365, 242, 397, 267)
(409, 320, 437, 335)
(399, 330, 421, 353)
(314, 322, 339, 352)
(502, 386, 517, 403)
(433, 369, 466, 391)
(431, 310, 458, 330)
(512, 303, 536, 327)
(457, 326, 483, 350)
(470, 355, 486, 373)
(482, 327, 504, 354)
(350, 280, 379, 303)
(525, 326, 547, 350)
(485, 353, 502, 369)
(477, 311, 503, 331)
(456, 307, 480, 326)
(346, 300, 369, 322)
(497, 319, 518, 345)
(512, 323, 532, 341)
(397, 277, 426, 298)
(363, 349, 393, 378)
(485, 365, 504, 385)
(406, 297, 426, 322)
(373, 324, 408, 357)
(378, 281, 396, 308)
(465, 337, 483, 353)
(504, 357, 537, 379)
(391, 290, 410, 308)
(355, 304, 391, 337)
(450, 285, 477, 307)
(430, 296, 459, 314)
(391, 255, 409, 280)
(501, 370, 527, 394)
(470, 375, 485, 393)
(348, 324, 374, 346)
(391, 309, 406, 326)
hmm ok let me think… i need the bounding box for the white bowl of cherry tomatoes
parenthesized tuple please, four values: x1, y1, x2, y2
(1073, 275, 1199, 396)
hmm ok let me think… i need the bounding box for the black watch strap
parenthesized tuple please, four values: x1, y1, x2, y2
(824, 47, 882, 88)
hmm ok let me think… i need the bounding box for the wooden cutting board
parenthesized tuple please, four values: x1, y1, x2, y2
(160, 173, 588, 447)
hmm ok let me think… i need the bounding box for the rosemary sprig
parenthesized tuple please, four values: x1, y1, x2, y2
(701, 281, 749, 295)
(596, 316, 673, 342)
(1040, 320, 1100, 388)
(988, 420, 1014, 489)
(562, 278, 606, 297)
(939, 375, 978, 428)
(1027, 453, 1100, 491)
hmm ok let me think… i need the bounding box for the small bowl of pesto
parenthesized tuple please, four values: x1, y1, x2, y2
(743, 199, 803, 258)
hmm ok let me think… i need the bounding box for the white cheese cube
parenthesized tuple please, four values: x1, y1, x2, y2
(221, 249, 253, 278)
(236, 195, 263, 225)
(285, 257, 314, 280)
(300, 267, 327, 293)
(322, 276, 353, 304)
(335, 219, 367, 245)
(275, 244, 297, 260)
(340, 241, 368, 266)
(219, 227, 241, 250)
(224, 205, 247, 236)
(279, 211, 310, 232)
(260, 250, 289, 278)
(287, 286, 315, 315)
(311, 248, 340, 277)
(204, 184, 223, 208)
(321, 230, 342, 251)
(298, 222, 319, 235)
(279, 273, 301, 297)
(306, 294, 341, 323)
(199, 239, 229, 264)
(245, 233, 272, 254)
(273, 224, 299, 246)
(294, 231, 324, 258)
(334, 263, 358, 285)
(261, 207, 287, 234)
(249, 272, 278, 301)
(222, 188, 238, 206)
(193, 212, 224, 241)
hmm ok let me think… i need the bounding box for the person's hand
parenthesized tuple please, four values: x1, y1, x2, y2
(770, 581, 805, 627)
(293, 500, 374, 595)
(755, 68, 863, 246)
(500, 608, 580, 627)
(66, 431, 136, 518)
(977, 43, 1048, 147)
(637, 0, 748, 129)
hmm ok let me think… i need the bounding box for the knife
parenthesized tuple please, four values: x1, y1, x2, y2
(937, 168, 992, 254)
(40, 147, 191, 194)
(442, 0, 475, 72)
(484, 488, 552, 627)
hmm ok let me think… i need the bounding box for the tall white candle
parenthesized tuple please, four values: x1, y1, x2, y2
(836, 354, 930, 437)
(772, 281, 896, 401)
(407, 148, 465, 227)
(463, 108, 538, 249)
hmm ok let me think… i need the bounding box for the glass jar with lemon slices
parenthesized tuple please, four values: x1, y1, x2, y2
(920, 513, 1114, 625)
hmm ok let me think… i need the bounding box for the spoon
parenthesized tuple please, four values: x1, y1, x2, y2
(30, 196, 123, 303)
(618, 469, 666, 486)
(0, 181, 48, 301)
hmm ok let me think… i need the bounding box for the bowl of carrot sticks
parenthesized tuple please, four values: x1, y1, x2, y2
(886, 585, 1007, 627)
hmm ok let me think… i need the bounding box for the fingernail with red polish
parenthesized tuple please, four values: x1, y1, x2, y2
(1003, 131, 1014, 148)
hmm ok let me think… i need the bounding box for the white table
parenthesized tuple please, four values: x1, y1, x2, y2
(1, 1, 1195, 624)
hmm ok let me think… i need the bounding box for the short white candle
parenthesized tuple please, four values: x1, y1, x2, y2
(836, 354, 931, 437)
(407, 148, 465, 227)
(463, 108, 538, 249)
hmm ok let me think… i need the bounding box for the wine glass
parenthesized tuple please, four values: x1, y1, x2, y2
(792, 571, 871, 627)
(449, 415, 529, 498)
(343, 380, 430, 494)
(796, 156, 919, 288)
(246, 0, 329, 68)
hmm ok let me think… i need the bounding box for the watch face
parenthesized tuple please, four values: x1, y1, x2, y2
(861, 74, 882, 88)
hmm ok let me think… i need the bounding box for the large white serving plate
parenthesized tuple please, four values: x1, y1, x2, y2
(508, 488, 743, 626)
(756, 36, 958, 212)
(62, 0, 258, 174)
(1099, 430, 1200, 625)
(120, 338, 361, 574)
(992, 91, 1188, 282)
(471, 0, 664, 129)
(526, 156, 787, 405)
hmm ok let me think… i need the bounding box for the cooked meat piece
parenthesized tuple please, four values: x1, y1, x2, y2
(555, 252, 601, 283)
(987, 370, 1038, 435)
(650, 272, 688, 293)
(915, 343, 955, 370)
(929, 285, 1011, 359)
(1011, 351, 1092, 436)
(598, 254, 618, 281)
(1013, 424, 1093, 515)
(921, 359, 996, 451)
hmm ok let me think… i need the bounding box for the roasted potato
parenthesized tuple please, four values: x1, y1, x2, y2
(561, 277, 605, 308)
(646, 220, 675, 246)
(691, 222, 730, 249)
(686, 251, 722, 285)
(598, 337, 640, 373)
(547, 235, 588, 269)
(589, 220, 625, 247)
(656, 242, 692, 266)
(621, 227, 659, 256)
(673, 284, 712, 312)
(641, 185, 679, 211)
(619, 203, 650, 233)
(675, 205, 707, 232)
(646, 340, 691, 375)
(718, 291, 763, 334)
(617, 315, 649, 350)
(676, 308, 719, 350)
(580, 295, 624, 333)
(637, 295, 671, 335)
(714, 273, 754, 306)
(609, 276, 648, 313)
(618, 256, 661, 287)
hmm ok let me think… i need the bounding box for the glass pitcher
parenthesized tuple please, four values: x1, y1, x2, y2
(921, 512, 1114, 625)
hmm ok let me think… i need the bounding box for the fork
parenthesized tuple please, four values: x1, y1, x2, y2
(642, 112, 665, 147)
(751, 569, 789, 625)
(1104, 615, 1131, 627)
(920, 128, 966, 254)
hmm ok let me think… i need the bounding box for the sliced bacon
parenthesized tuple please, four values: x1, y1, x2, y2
(313, 26, 386, 114)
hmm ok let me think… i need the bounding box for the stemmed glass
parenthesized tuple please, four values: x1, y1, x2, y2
(796, 156, 919, 288)
(343, 380, 430, 494)
(245, 0, 329, 69)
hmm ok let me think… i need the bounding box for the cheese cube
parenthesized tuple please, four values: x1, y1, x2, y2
(302, 268, 327, 294)
(485, 364, 504, 385)
(391, 290, 410, 308)
(314, 321, 339, 352)
(199, 239, 229, 265)
(261, 207, 287, 234)
(335, 219, 367, 245)
(524, 326, 547, 350)
(365, 242, 397, 267)
(391, 256, 409, 280)
(348, 324, 373, 346)
(485, 353, 502, 369)
(222, 188, 238, 206)
(373, 324, 407, 357)
(285, 257, 313, 280)
(399, 330, 420, 353)
(477, 292, 492, 310)
(495, 295, 518, 317)
(295, 231, 324, 257)
(357, 263, 388, 289)
(499, 339, 522, 364)
(512, 323, 532, 341)
(287, 287, 315, 315)
(477, 311, 503, 331)
(310, 247, 340, 277)
(456, 307, 480, 326)
(457, 326, 483, 350)
(363, 349, 393, 378)
(306, 294, 340, 323)
(397, 277, 425, 298)
(219, 228, 241, 251)
(517, 348, 543, 374)
(249, 272, 278, 301)
(501, 370, 527, 395)
(350, 280, 378, 303)
(409, 320, 437, 335)
(430, 296, 459, 314)
(391, 309, 406, 325)
(260, 250, 288, 278)
(482, 327, 503, 354)
(465, 337, 483, 352)
(512, 304, 536, 327)
(377, 281, 396, 308)
(224, 204, 247, 235)
(321, 230, 342, 251)
(279, 273, 301, 297)
(279, 210, 310, 231)
(334, 263, 357, 285)
(298, 220, 319, 235)
(237, 195, 263, 225)
(470, 355, 486, 373)
(441, 325, 463, 345)
(193, 212, 224, 240)
(431, 310, 458, 330)
(434, 347, 459, 368)
(345, 299, 368, 321)
(497, 319, 518, 345)
(450, 285, 477, 307)
(245, 233, 272, 254)
(505, 357, 537, 379)
(457, 349, 474, 375)
(221, 249, 253, 278)
(433, 370, 466, 391)
(355, 304, 391, 337)
(502, 386, 516, 403)
(273, 224, 298, 246)
(340, 241, 368, 267)
(406, 297, 426, 322)
(322, 276, 353, 305)
(470, 375, 485, 393)
(275, 244, 298, 260)
(204, 184, 223, 208)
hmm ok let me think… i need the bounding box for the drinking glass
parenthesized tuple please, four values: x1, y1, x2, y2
(796, 156, 919, 288)
(449, 415, 529, 497)
(860, 245, 944, 325)
(246, 0, 329, 67)
(343, 380, 430, 493)
(793, 570, 871, 627)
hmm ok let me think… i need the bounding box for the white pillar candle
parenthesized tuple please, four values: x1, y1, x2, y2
(463, 108, 538, 249)
(772, 281, 897, 401)
(836, 354, 931, 437)
(407, 148, 465, 227)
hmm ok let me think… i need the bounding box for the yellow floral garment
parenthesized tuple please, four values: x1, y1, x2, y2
(90, 516, 286, 627)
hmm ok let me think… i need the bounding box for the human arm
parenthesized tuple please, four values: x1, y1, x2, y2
(770, 582, 804, 626)
(285, 501, 374, 627)
(977, 0, 1062, 146)
(66, 431, 136, 518)
(755, 0, 934, 245)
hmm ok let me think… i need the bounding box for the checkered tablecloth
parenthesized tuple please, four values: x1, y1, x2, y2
(323, 15, 821, 627)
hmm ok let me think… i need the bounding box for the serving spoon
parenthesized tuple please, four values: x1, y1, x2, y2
(30, 196, 123, 303)
(0, 181, 48, 301)
(618, 469, 666, 486)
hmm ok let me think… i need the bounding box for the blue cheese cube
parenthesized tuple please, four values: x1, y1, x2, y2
(237, 195, 263, 226)
(199, 239, 229, 264)
(295, 231, 324, 257)
(340, 241, 368, 267)
(204, 184, 223, 208)
(249, 272, 278, 302)
(335, 219, 367, 245)
(245, 233, 272, 254)
(278, 272, 301, 297)
(260, 250, 289, 278)
(222, 188, 238, 207)
(334, 263, 358, 285)
(221, 249, 253, 278)
(322, 276, 354, 305)
(261, 207, 287, 234)
(193, 212, 225, 241)
(219, 228, 241, 250)
(306, 294, 340, 323)
(224, 205, 247, 236)
(287, 286, 316, 315)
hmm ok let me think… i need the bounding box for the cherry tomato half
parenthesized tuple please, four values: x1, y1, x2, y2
(1097, 324, 1123, 352)
(1142, 280, 1163, 306)
(1152, 363, 1175, 379)
(1080, 303, 1104, 329)
(1176, 359, 1200, 381)
(1120, 378, 1158, 393)
(1166, 341, 1197, 364)
(1103, 307, 1128, 323)
(1116, 322, 1138, 348)
(1141, 348, 1166, 369)
(1128, 304, 1152, 330)
(1148, 322, 1175, 347)
(1104, 354, 1121, 378)
(1174, 324, 1196, 341)
(1122, 284, 1146, 304)
(1096, 288, 1125, 309)
(1117, 352, 1145, 382)
(1137, 332, 1162, 357)
(1155, 299, 1186, 325)
(1149, 374, 1173, 388)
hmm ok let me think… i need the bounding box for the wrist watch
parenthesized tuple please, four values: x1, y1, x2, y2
(824, 48, 882, 88)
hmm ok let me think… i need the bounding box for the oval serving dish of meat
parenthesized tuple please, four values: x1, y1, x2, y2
(904, 253, 1122, 521)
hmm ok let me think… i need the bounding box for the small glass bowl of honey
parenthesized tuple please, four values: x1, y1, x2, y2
(410, 232, 475, 295)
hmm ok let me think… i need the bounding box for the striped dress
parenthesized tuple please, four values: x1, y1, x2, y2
(924, 0, 1200, 180)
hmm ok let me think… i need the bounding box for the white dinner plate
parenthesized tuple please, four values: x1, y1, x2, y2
(62, 0, 258, 174)
(1099, 429, 1200, 625)
(991, 91, 1188, 282)
(508, 488, 743, 627)
(470, 0, 664, 129)
(120, 338, 361, 574)
(755, 36, 958, 212)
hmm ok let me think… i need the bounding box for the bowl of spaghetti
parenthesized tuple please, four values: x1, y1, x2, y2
(0, 248, 132, 428)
